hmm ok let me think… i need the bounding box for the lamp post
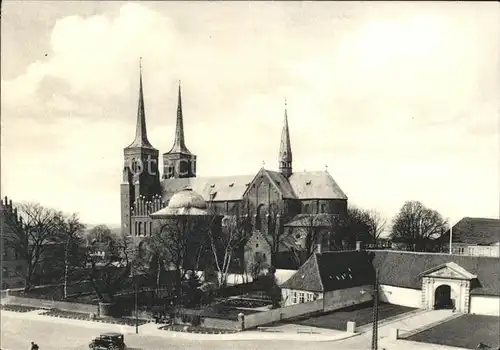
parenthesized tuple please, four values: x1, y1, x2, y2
(134, 272, 138, 334)
(371, 271, 379, 350)
(361, 269, 379, 350)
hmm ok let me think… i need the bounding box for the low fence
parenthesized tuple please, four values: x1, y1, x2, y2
(243, 298, 324, 329)
(1, 295, 98, 314)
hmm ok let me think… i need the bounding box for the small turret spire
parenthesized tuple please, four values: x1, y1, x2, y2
(168, 81, 191, 154)
(127, 57, 154, 149)
(279, 98, 293, 177)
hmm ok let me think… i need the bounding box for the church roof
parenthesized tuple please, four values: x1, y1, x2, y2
(287, 171, 347, 200)
(440, 217, 500, 246)
(161, 175, 255, 202)
(281, 251, 375, 292)
(263, 169, 296, 199)
(161, 170, 346, 203)
(371, 250, 500, 296)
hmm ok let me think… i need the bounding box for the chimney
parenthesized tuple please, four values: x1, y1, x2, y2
(356, 241, 363, 251)
(316, 243, 322, 254)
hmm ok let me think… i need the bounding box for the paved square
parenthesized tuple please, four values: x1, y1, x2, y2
(407, 314, 500, 349)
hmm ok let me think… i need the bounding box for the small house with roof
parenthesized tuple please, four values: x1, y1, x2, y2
(280, 250, 375, 310)
(439, 217, 500, 257)
(279, 246, 500, 317)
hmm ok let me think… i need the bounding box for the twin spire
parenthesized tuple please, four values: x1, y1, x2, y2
(128, 58, 154, 149)
(127, 59, 292, 174)
(167, 81, 191, 154)
(127, 58, 188, 154)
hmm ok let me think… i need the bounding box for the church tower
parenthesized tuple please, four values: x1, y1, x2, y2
(121, 59, 160, 236)
(162, 82, 197, 179)
(279, 100, 293, 177)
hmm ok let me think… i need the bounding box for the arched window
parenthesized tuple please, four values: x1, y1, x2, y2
(149, 222, 152, 236)
(138, 222, 142, 236)
(135, 222, 138, 236)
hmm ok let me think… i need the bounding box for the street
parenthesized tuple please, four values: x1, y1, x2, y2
(1, 310, 467, 350)
(0, 312, 341, 350)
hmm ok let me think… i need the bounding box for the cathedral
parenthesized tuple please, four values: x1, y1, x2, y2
(120, 65, 348, 268)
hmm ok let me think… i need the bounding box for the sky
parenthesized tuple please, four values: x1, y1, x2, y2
(1, 1, 499, 227)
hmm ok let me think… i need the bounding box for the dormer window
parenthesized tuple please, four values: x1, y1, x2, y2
(306, 180, 312, 185)
(210, 184, 215, 188)
(229, 183, 234, 187)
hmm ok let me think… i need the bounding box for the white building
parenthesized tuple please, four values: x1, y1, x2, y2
(441, 217, 500, 257)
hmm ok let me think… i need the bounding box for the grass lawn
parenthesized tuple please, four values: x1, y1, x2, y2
(407, 314, 500, 349)
(161, 324, 238, 334)
(286, 302, 416, 331)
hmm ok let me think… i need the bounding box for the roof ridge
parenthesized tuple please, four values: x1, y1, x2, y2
(314, 253, 324, 292)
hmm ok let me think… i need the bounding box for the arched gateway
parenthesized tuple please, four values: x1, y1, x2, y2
(420, 262, 477, 313)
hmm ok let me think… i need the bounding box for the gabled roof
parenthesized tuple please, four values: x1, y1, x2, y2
(287, 171, 347, 200)
(419, 262, 477, 280)
(281, 251, 375, 292)
(264, 170, 296, 199)
(281, 253, 323, 292)
(371, 250, 500, 296)
(441, 217, 500, 246)
(161, 174, 255, 202)
(284, 213, 339, 227)
(161, 169, 347, 203)
(242, 168, 296, 199)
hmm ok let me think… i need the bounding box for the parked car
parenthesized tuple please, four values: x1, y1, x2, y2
(89, 332, 126, 350)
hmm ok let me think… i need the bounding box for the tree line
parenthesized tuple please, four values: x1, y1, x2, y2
(2, 199, 449, 302)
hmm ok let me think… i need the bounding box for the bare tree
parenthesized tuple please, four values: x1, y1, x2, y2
(57, 214, 86, 299)
(86, 232, 135, 303)
(3, 203, 65, 291)
(85, 224, 115, 245)
(390, 200, 447, 251)
(146, 216, 210, 298)
(208, 203, 252, 288)
(261, 203, 290, 267)
(366, 210, 387, 244)
(247, 252, 269, 280)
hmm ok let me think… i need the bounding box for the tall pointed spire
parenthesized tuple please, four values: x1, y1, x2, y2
(168, 80, 191, 154)
(128, 57, 154, 149)
(279, 98, 293, 177)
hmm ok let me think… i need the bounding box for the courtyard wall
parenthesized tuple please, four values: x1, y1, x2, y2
(323, 285, 373, 312)
(470, 295, 500, 316)
(243, 298, 323, 329)
(379, 284, 422, 308)
(1, 295, 98, 313)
